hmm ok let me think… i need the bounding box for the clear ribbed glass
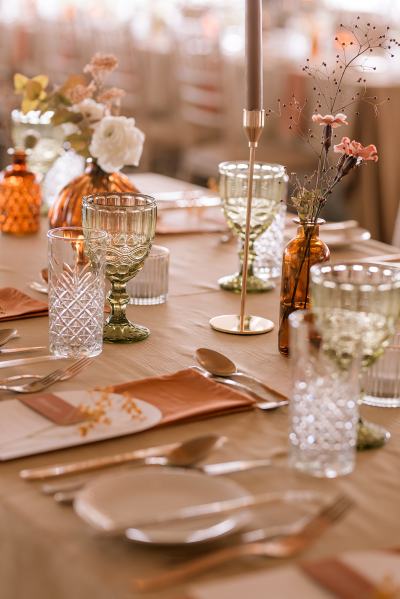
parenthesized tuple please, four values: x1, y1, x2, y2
(127, 245, 169, 305)
(48, 227, 107, 358)
(254, 202, 287, 281)
(288, 310, 359, 478)
(363, 333, 400, 408)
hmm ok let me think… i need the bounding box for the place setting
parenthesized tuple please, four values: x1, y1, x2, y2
(1, 2, 400, 599)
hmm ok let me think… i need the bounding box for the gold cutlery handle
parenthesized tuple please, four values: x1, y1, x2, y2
(133, 542, 266, 592)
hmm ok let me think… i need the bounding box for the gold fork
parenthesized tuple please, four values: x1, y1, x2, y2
(133, 494, 353, 592)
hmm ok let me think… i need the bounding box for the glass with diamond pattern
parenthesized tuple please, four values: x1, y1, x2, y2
(48, 227, 107, 357)
(82, 193, 157, 343)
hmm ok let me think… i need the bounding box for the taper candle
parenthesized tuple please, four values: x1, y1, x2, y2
(245, 0, 263, 110)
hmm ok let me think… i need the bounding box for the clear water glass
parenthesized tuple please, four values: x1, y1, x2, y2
(363, 333, 400, 408)
(254, 202, 287, 281)
(48, 227, 107, 358)
(127, 245, 169, 305)
(288, 310, 359, 478)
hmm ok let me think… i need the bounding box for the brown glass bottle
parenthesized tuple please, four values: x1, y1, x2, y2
(48, 159, 138, 228)
(0, 149, 41, 235)
(278, 220, 330, 356)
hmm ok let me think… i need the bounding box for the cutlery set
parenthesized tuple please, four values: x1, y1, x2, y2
(7, 337, 351, 584)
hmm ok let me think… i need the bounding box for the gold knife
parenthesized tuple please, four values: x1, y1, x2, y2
(0, 346, 46, 355)
(20, 441, 180, 480)
(0, 355, 61, 369)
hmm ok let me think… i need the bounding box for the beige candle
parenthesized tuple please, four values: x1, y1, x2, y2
(245, 0, 263, 110)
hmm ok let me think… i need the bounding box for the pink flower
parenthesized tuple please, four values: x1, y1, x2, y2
(312, 113, 348, 128)
(334, 137, 379, 162)
(84, 53, 118, 82)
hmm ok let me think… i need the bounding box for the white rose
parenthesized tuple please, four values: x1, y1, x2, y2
(73, 98, 105, 125)
(89, 115, 145, 173)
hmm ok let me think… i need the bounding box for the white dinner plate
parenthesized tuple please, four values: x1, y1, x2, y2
(74, 467, 252, 545)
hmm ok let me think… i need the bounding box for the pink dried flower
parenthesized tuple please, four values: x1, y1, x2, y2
(334, 136, 379, 162)
(312, 113, 349, 128)
(97, 87, 126, 106)
(84, 53, 118, 81)
(65, 83, 93, 104)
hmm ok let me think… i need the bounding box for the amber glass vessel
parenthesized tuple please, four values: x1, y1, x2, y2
(0, 149, 41, 235)
(48, 159, 138, 228)
(278, 219, 330, 356)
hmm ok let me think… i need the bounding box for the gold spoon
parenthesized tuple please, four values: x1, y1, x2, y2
(195, 348, 288, 402)
(0, 328, 18, 346)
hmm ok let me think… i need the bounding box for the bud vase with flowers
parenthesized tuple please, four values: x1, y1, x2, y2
(276, 20, 396, 355)
(14, 53, 145, 227)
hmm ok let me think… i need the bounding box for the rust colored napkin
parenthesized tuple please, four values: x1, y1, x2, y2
(0, 287, 48, 322)
(108, 368, 255, 425)
(301, 558, 375, 598)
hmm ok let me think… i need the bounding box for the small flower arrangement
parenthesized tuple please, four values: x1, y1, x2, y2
(78, 388, 144, 437)
(270, 20, 399, 223)
(14, 53, 145, 173)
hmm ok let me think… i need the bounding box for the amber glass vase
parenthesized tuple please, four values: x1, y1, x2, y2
(0, 149, 41, 235)
(48, 159, 138, 228)
(278, 219, 330, 356)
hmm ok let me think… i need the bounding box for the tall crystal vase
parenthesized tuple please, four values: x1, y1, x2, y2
(278, 219, 330, 356)
(48, 159, 138, 228)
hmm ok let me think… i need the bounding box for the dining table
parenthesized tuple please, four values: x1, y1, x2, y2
(1, 172, 400, 599)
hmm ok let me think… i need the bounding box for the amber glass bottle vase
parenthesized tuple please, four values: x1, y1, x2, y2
(278, 219, 330, 356)
(0, 149, 41, 235)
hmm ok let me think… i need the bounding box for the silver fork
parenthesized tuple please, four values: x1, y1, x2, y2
(0, 357, 94, 393)
(133, 494, 353, 592)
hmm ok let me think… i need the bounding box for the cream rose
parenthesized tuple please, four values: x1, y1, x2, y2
(89, 115, 145, 172)
(73, 98, 105, 125)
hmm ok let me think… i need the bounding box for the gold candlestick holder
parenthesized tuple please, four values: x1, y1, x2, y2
(209, 109, 274, 335)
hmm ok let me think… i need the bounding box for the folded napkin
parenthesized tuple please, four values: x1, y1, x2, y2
(0, 288, 48, 322)
(156, 208, 228, 235)
(108, 368, 255, 425)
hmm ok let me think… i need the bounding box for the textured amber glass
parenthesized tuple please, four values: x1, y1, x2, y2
(48, 160, 138, 228)
(278, 221, 330, 356)
(0, 150, 41, 235)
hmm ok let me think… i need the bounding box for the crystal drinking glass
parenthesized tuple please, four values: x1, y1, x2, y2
(48, 227, 107, 357)
(82, 193, 157, 343)
(218, 161, 287, 292)
(289, 310, 359, 477)
(310, 263, 400, 449)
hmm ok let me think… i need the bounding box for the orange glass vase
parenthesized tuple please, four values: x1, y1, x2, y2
(278, 219, 330, 356)
(48, 160, 138, 228)
(0, 149, 41, 235)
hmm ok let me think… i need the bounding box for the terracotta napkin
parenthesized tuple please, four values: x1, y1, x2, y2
(301, 558, 375, 598)
(108, 368, 255, 425)
(0, 287, 48, 322)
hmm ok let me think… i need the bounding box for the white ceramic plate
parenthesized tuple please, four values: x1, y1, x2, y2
(74, 467, 252, 545)
(0, 392, 162, 460)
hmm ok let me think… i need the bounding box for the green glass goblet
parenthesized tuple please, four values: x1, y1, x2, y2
(82, 192, 157, 343)
(310, 262, 400, 450)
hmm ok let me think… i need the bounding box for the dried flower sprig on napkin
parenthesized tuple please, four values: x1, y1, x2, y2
(14, 53, 144, 173)
(78, 390, 143, 437)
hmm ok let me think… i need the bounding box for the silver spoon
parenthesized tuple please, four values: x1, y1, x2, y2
(195, 348, 288, 403)
(0, 329, 18, 346)
(47, 434, 227, 503)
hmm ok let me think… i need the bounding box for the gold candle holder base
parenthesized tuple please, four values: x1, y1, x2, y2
(211, 108, 275, 336)
(209, 314, 274, 335)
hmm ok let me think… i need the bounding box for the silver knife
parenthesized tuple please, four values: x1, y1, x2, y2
(0, 346, 46, 355)
(0, 355, 62, 369)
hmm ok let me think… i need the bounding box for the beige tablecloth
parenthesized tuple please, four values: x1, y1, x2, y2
(1, 173, 400, 599)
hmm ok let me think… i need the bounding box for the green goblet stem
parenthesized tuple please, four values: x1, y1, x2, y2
(103, 278, 150, 344)
(107, 280, 130, 325)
